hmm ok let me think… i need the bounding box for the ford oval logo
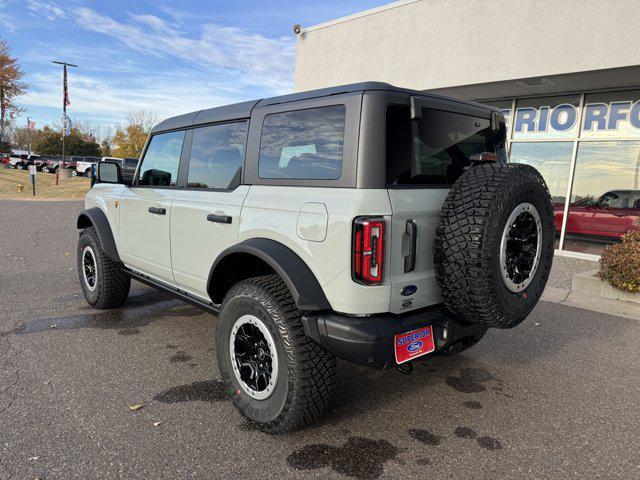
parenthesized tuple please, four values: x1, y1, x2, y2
(407, 340, 423, 352)
(401, 285, 418, 296)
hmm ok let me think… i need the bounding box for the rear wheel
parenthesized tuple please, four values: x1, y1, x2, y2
(77, 227, 130, 309)
(434, 163, 554, 329)
(216, 275, 336, 434)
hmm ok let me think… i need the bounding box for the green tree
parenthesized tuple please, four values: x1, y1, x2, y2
(35, 125, 100, 156)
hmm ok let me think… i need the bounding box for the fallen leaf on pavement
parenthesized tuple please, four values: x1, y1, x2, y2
(153, 421, 162, 427)
(129, 404, 143, 411)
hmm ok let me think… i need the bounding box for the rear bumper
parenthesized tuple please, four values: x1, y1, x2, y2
(302, 305, 486, 369)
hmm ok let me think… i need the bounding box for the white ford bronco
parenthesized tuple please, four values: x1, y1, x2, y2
(77, 82, 554, 433)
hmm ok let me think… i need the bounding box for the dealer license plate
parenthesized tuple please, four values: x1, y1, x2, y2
(394, 325, 435, 364)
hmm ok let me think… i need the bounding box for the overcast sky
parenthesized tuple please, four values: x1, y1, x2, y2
(1, 0, 388, 130)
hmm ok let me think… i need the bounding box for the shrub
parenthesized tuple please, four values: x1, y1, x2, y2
(599, 219, 640, 292)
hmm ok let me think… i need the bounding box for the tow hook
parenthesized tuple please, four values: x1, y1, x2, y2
(397, 362, 413, 374)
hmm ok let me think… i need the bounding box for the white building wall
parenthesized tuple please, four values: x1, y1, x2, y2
(294, 0, 640, 92)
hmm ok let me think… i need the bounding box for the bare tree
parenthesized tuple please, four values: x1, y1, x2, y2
(125, 110, 158, 134)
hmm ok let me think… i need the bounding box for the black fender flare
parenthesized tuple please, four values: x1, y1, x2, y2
(76, 207, 121, 263)
(208, 238, 331, 311)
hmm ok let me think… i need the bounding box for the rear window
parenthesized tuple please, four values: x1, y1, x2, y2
(386, 105, 497, 186)
(258, 105, 345, 180)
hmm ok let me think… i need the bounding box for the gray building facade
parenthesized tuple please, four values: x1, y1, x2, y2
(294, 0, 640, 257)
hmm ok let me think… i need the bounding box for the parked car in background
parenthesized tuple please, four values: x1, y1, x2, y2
(32, 156, 49, 171)
(554, 189, 640, 240)
(8, 154, 27, 169)
(66, 156, 84, 171)
(74, 156, 101, 177)
(42, 156, 65, 173)
(122, 157, 139, 179)
(97, 157, 138, 182)
(21, 154, 41, 170)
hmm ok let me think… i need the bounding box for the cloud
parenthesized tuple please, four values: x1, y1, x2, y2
(0, 0, 15, 32)
(17, 4, 297, 127)
(21, 67, 277, 126)
(26, 0, 66, 21)
(73, 7, 295, 91)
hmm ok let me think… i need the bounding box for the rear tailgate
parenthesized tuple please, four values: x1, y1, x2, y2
(385, 101, 506, 314)
(387, 189, 448, 313)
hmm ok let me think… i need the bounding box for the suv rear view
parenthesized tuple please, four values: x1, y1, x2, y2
(77, 82, 553, 433)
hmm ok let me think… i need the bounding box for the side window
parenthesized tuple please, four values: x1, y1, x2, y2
(258, 105, 345, 180)
(137, 130, 185, 186)
(187, 122, 247, 189)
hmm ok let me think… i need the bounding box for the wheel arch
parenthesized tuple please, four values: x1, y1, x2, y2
(207, 238, 331, 311)
(77, 207, 121, 263)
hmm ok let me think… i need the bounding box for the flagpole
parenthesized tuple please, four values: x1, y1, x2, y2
(0, 84, 5, 148)
(52, 60, 77, 185)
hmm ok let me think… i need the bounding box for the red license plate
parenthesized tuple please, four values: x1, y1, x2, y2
(394, 325, 435, 364)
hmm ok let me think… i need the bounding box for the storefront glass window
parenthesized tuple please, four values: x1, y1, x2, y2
(563, 141, 640, 255)
(581, 89, 640, 139)
(513, 95, 580, 140)
(510, 142, 574, 247)
(510, 142, 573, 205)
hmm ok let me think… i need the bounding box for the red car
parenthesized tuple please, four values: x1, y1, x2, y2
(554, 190, 640, 240)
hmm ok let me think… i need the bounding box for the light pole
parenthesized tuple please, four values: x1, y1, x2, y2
(52, 60, 77, 185)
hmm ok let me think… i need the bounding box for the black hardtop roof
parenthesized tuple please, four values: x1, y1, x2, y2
(151, 81, 498, 134)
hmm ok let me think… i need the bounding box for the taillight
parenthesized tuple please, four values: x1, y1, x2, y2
(352, 217, 385, 285)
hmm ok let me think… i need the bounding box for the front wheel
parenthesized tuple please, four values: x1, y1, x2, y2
(216, 275, 336, 434)
(77, 227, 131, 309)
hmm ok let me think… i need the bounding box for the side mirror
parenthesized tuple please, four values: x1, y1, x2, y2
(96, 161, 123, 184)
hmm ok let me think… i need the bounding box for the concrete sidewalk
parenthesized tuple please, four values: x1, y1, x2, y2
(542, 254, 640, 319)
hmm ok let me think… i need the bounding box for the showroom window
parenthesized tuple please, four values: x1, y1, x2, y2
(484, 88, 640, 256)
(564, 141, 640, 254)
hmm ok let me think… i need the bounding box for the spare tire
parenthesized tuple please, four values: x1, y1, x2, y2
(433, 163, 554, 329)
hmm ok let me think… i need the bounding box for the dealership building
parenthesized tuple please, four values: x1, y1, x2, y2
(294, 0, 640, 257)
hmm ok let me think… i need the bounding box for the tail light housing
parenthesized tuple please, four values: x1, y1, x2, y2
(352, 217, 385, 285)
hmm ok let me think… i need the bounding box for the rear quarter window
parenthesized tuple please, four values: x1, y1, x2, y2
(258, 105, 346, 180)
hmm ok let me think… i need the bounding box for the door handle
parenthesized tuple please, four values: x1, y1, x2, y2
(404, 219, 417, 273)
(207, 213, 232, 224)
(148, 207, 166, 215)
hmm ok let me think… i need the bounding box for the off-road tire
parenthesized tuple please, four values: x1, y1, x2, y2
(77, 227, 130, 309)
(439, 329, 487, 356)
(216, 275, 336, 434)
(434, 163, 554, 329)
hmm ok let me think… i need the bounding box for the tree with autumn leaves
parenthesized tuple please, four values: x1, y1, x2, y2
(110, 111, 158, 158)
(0, 38, 28, 152)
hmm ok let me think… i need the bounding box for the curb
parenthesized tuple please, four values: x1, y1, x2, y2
(572, 270, 640, 304)
(541, 285, 640, 321)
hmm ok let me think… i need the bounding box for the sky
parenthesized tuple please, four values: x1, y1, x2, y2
(0, 0, 389, 132)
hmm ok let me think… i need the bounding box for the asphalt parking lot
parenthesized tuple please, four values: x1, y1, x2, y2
(1, 199, 639, 480)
